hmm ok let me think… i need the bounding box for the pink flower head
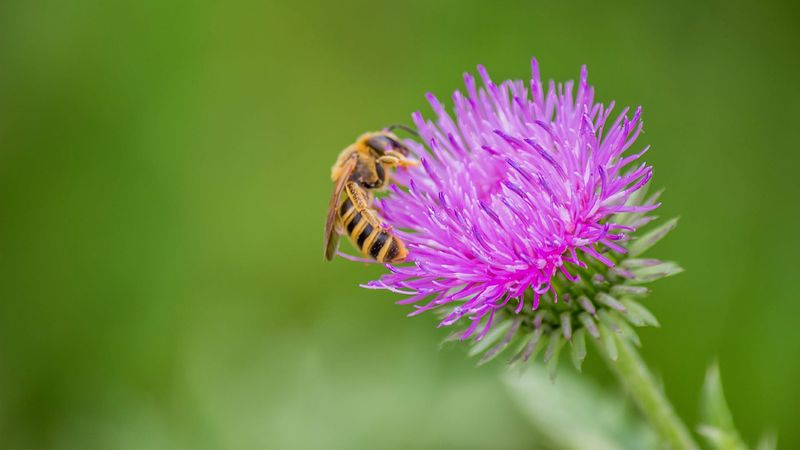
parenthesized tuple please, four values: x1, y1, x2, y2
(364, 59, 658, 342)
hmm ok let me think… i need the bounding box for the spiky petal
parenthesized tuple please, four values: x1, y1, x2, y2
(364, 59, 658, 344)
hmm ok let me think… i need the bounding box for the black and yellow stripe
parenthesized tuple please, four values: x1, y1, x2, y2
(356, 224, 374, 248)
(360, 229, 402, 263)
(383, 237, 402, 262)
(340, 197, 363, 240)
(339, 189, 405, 263)
(339, 197, 355, 222)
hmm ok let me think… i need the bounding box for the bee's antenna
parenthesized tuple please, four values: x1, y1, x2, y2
(386, 124, 420, 138)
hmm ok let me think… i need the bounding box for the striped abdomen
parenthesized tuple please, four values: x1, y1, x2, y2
(338, 195, 407, 263)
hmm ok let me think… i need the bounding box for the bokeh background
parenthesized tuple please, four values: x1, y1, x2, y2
(1, 0, 799, 448)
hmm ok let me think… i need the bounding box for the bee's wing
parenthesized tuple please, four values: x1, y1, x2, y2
(324, 153, 357, 260)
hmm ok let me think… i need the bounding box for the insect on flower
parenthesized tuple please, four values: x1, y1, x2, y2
(359, 58, 673, 363)
(324, 126, 419, 263)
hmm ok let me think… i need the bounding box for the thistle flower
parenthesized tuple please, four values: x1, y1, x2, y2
(362, 59, 680, 371)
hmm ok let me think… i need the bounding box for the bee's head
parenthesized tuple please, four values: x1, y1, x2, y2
(366, 132, 411, 157)
(384, 124, 419, 156)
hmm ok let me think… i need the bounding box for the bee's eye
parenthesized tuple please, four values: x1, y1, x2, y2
(367, 136, 392, 154)
(389, 139, 410, 155)
(386, 137, 406, 151)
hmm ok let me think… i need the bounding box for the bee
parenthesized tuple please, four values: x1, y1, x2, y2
(324, 125, 419, 263)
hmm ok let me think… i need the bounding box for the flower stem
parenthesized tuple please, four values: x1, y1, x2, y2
(596, 329, 699, 450)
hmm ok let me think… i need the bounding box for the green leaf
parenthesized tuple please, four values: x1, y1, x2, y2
(697, 426, 743, 450)
(700, 363, 736, 430)
(698, 362, 747, 450)
(756, 431, 777, 450)
(570, 328, 587, 371)
(504, 366, 657, 450)
(628, 217, 679, 257)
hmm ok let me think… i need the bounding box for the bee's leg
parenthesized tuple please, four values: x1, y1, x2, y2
(346, 181, 382, 217)
(345, 181, 371, 211)
(356, 165, 384, 190)
(346, 181, 384, 238)
(378, 151, 419, 168)
(376, 155, 400, 165)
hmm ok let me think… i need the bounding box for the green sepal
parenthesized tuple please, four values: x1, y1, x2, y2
(628, 217, 678, 257)
(578, 312, 601, 339)
(611, 184, 658, 227)
(560, 312, 572, 340)
(478, 317, 522, 365)
(621, 258, 663, 269)
(468, 319, 511, 357)
(570, 328, 587, 371)
(604, 310, 642, 347)
(596, 292, 627, 312)
(544, 331, 564, 381)
(628, 261, 684, 284)
(620, 299, 660, 327)
(599, 323, 618, 361)
(578, 295, 597, 316)
(508, 327, 546, 364)
(597, 309, 622, 335)
(610, 284, 650, 298)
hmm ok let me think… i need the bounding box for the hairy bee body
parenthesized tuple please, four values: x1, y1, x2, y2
(324, 128, 417, 263)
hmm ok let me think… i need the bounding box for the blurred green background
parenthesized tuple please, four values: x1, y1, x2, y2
(0, 0, 798, 448)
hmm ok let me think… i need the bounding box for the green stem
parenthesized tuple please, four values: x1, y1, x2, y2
(596, 329, 699, 450)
